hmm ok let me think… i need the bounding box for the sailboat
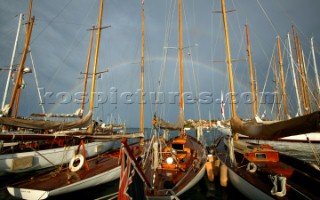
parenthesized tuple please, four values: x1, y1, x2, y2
(213, 0, 320, 199)
(6, 1, 144, 199)
(0, 2, 114, 175)
(237, 26, 320, 143)
(120, 0, 207, 198)
(275, 30, 320, 143)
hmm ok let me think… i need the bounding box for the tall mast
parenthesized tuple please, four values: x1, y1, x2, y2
(292, 26, 308, 114)
(80, 25, 95, 119)
(13, 0, 34, 118)
(254, 64, 258, 115)
(1, 13, 23, 110)
(311, 37, 320, 109)
(245, 24, 257, 117)
(221, 0, 237, 139)
(272, 53, 281, 120)
(276, 36, 290, 119)
(88, 0, 104, 132)
(140, 0, 145, 145)
(298, 39, 311, 113)
(178, 0, 184, 136)
(287, 33, 302, 116)
(8, 17, 34, 117)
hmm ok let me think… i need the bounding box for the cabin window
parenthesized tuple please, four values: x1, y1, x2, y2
(172, 144, 184, 151)
(255, 153, 266, 159)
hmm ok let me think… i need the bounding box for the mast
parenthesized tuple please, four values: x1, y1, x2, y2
(276, 36, 290, 119)
(254, 64, 258, 115)
(221, 0, 237, 139)
(80, 25, 95, 119)
(311, 37, 320, 109)
(8, 17, 34, 117)
(1, 13, 23, 111)
(298, 39, 311, 113)
(245, 24, 257, 117)
(272, 53, 281, 120)
(13, 0, 34, 118)
(288, 33, 302, 115)
(140, 0, 145, 145)
(292, 26, 309, 114)
(178, 0, 185, 136)
(88, 0, 104, 132)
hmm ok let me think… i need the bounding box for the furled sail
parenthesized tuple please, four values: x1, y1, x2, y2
(30, 108, 83, 118)
(154, 110, 184, 130)
(0, 111, 92, 130)
(230, 111, 320, 139)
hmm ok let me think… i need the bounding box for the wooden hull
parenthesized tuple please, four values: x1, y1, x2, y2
(7, 143, 141, 199)
(144, 135, 207, 199)
(215, 138, 320, 200)
(0, 141, 113, 175)
(7, 166, 120, 200)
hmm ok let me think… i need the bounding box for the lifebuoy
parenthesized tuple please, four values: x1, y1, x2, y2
(246, 162, 257, 173)
(69, 154, 84, 172)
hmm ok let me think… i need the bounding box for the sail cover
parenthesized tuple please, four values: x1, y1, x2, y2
(0, 111, 92, 130)
(154, 110, 184, 130)
(231, 111, 320, 139)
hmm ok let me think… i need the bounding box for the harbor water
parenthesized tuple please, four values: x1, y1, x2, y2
(1, 128, 319, 199)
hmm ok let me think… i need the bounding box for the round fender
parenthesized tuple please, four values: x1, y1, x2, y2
(69, 154, 84, 172)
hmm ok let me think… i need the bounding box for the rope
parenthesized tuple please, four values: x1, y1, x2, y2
(28, 146, 57, 168)
(257, 45, 275, 115)
(255, 0, 278, 35)
(28, 43, 46, 115)
(307, 137, 320, 166)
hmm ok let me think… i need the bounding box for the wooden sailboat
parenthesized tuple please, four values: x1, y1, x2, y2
(6, 1, 143, 199)
(213, 0, 320, 199)
(0, 6, 114, 175)
(120, 0, 207, 198)
(237, 26, 320, 142)
(277, 31, 320, 142)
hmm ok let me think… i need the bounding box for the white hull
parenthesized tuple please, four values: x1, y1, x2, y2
(280, 132, 320, 142)
(7, 166, 120, 200)
(0, 141, 113, 175)
(176, 162, 206, 197)
(239, 132, 320, 143)
(227, 165, 273, 200)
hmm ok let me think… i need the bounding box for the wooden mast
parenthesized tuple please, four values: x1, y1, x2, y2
(13, 0, 34, 118)
(80, 25, 95, 119)
(288, 32, 302, 116)
(178, 0, 185, 136)
(292, 26, 308, 114)
(221, 0, 237, 139)
(245, 24, 257, 117)
(276, 36, 290, 119)
(8, 20, 34, 117)
(298, 40, 311, 113)
(139, 0, 145, 145)
(254, 64, 258, 115)
(88, 0, 104, 132)
(272, 53, 281, 120)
